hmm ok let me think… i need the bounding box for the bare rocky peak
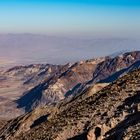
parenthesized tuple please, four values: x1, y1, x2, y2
(1, 67, 140, 140)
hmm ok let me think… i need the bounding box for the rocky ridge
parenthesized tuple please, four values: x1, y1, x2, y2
(1, 67, 140, 139)
(16, 51, 140, 112)
(1, 51, 140, 119)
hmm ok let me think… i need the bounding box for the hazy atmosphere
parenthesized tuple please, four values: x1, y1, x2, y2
(0, 0, 140, 66)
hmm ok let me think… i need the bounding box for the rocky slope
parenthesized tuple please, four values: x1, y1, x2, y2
(16, 51, 140, 112)
(1, 67, 140, 140)
(1, 51, 140, 119)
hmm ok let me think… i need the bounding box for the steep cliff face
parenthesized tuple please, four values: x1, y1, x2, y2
(1, 67, 140, 140)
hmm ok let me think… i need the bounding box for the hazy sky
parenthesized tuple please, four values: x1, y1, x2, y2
(0, 0, 140, 37)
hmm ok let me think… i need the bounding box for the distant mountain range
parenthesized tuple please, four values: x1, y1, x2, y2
(0, 33, 139, 65)
(1, 51, 140, 139)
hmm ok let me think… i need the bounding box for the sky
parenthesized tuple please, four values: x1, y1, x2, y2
(0, 0, 140, 37)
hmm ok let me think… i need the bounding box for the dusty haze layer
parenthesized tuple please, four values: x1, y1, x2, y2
(0, 34, 140, 66)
